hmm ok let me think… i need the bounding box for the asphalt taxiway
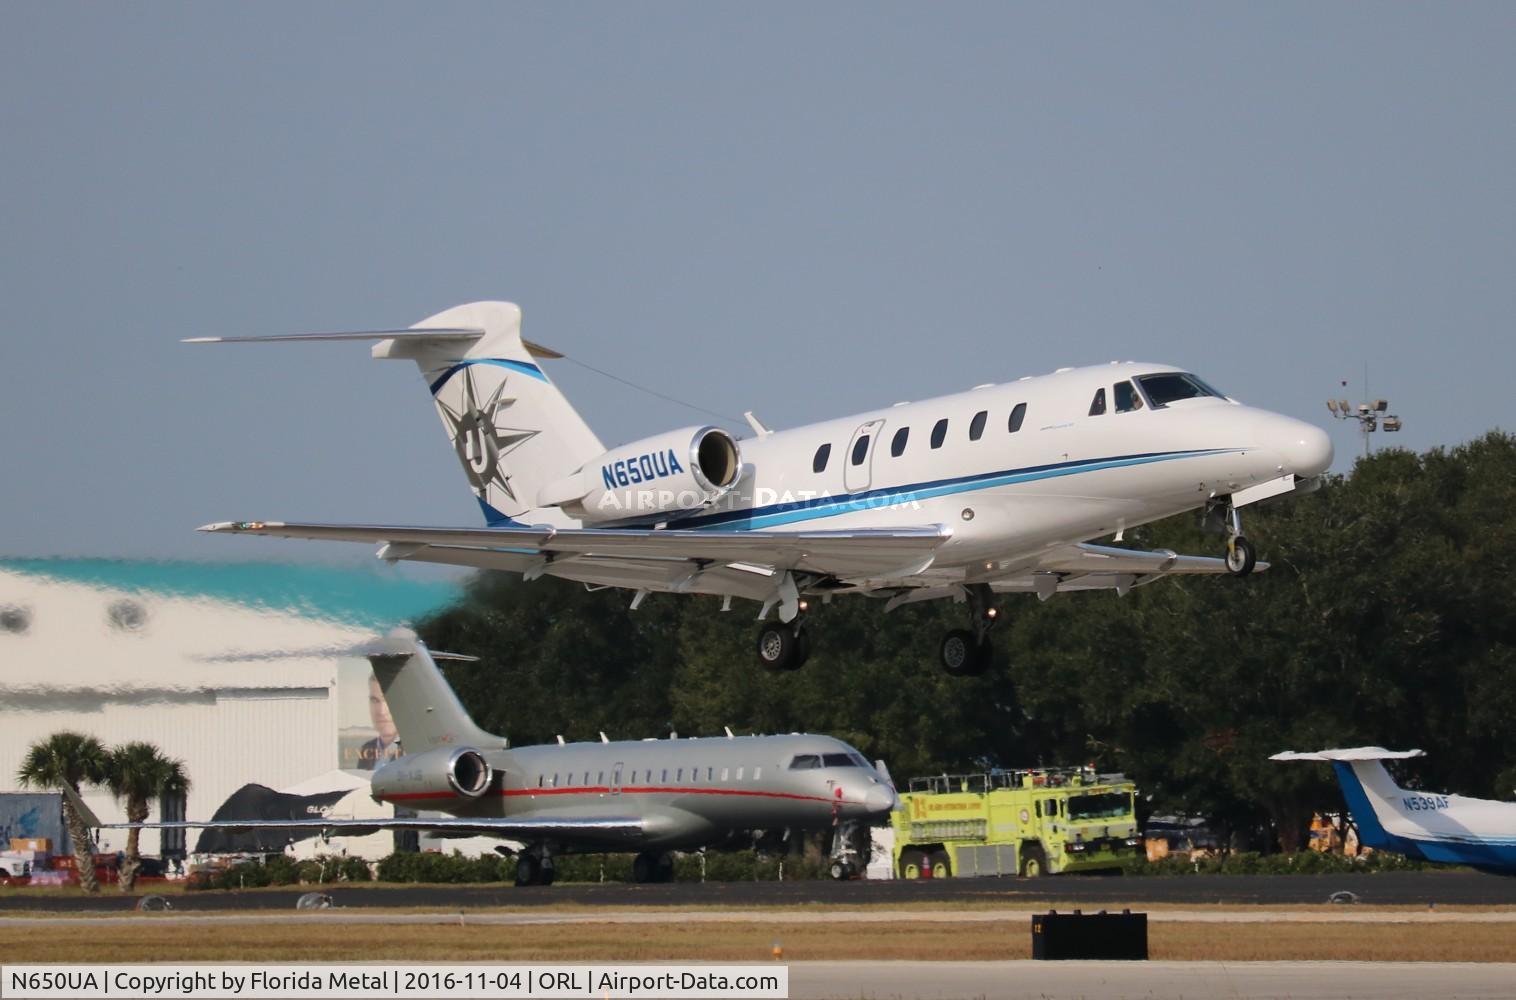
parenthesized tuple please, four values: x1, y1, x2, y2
(1, 871, 1512, 912)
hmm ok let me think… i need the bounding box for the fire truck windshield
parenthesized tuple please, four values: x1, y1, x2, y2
(1067, 791, 1131, 821)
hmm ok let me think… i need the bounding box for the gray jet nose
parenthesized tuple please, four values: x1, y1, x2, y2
(1282, 421, 1333, 476)
(865, 783, 901, 815)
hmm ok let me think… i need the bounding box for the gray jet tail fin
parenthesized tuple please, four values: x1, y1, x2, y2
(367, 629, 504, 753)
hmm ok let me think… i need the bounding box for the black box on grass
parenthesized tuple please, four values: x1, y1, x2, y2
(1031, 909, 1148, 960)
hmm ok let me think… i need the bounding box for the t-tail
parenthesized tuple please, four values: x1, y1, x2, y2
(1271, 747, 1425, 854)
(188, 301, 604, 527)
(365, 628, 504, 754)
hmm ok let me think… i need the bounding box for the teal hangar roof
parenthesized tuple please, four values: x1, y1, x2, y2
(0, 559, 460, 629)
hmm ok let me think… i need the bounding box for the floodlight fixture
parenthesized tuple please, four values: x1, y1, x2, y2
(1374, 399, 1388, 413)
(1327, 400, 1340, 416)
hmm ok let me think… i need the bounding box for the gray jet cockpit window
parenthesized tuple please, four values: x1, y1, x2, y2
(821, 753, 863, 767)
(788, 754, 821, 770)
(1135, 372, 1224, 407)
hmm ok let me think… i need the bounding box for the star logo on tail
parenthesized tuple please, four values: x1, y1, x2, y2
(434, 364, 538, 506)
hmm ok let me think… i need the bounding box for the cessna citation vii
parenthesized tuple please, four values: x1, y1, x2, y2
(191, 301, 1332, 674)
(75, 631, 898, 886)
(1273, 748, 1516, 875)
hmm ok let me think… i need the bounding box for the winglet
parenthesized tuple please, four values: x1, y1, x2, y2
(60, 782, 102, 829)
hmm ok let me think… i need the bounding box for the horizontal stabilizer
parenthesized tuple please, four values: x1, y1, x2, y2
(185, 328, 563, 359)
(1270, 747, 1426, 762)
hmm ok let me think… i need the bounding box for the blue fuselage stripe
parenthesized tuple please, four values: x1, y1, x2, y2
(613, 447, 1231, 533)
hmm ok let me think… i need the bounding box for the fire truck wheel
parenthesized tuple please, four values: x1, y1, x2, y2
(756, 622, 798, 671)
(929, 849, 952, 878)
(1019, 846, 1046, 878)
(898, 848, 926, 879)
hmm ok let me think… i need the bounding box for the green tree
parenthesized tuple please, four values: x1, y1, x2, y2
(16, 732, 108, 893)
(102, 743, 190, 893)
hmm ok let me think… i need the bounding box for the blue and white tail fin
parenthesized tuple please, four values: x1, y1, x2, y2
(188, 301, 605, 527)
(1271, 747, 1425, 852)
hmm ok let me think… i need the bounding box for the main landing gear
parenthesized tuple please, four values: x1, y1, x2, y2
(632, 851, 675, 883)
(1218, 502, 1257, 577)
(756, 614, 811, 671)
(513, 845, 555, 887)
(939, 584, 997, 677)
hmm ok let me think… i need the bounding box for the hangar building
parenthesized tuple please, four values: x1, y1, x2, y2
(0, 558, 459, 861)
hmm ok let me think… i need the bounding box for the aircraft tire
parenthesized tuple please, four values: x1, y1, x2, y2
(1226, 535, 1257, 576)
(655, 852, 675, 883)
(792, 628, 812, 670)
(940, 629, 977, 675)
(514, 855, 541, 887)
(829, 860, 852, 881)
(632, 851, 655, 883)
(756, 623, 798, 671)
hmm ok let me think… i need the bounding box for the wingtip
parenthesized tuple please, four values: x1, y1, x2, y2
(198, 521, 272, 533)
(182, 337, 222, 344)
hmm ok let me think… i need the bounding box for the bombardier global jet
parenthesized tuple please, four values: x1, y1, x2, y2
(190, 301, 1332, 674)
(76, 630, 898, 886)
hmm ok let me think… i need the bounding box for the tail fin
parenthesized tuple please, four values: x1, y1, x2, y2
(1271, 747, 1424, 852)
(366, 628, 504, 753)
(189, 301, 605, 527)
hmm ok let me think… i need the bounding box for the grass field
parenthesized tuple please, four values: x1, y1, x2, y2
(4, 918, 1515, 964)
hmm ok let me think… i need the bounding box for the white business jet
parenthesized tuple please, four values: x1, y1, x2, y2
(1273, 748, 1516, 875)
(190, 301, 1332, 675)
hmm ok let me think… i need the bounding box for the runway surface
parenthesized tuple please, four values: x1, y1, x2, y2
(1, 871, 1512, 912)
(786, 960, 1516, 999)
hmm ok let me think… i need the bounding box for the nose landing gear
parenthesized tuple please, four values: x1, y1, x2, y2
(1222, 504, 1256, 577)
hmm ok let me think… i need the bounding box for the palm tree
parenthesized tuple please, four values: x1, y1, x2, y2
(102, 743, 190, 893)
(16, 732, 108, 894)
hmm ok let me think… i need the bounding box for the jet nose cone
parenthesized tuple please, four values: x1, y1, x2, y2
(865, 783, 901, 815)
(1283, 422, 1333, 476)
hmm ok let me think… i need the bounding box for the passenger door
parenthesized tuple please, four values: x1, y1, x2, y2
(844, 419, 884, 492)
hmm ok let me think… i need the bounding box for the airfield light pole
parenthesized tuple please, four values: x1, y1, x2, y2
(1325, 395, 1402, 459)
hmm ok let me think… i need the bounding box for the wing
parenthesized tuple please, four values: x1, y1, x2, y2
(990, 541, 1269, 597)
(199, 520, 950, 596)
(96, 815, 645, 842)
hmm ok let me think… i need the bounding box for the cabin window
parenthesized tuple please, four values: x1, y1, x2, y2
(676, 768, 683, 782)
(597, 771, 604, 785)
(707, 767, 714, 781)
(1088, 388, 1107, 416)
(1008, 403, 1027, 433)
(890, 427, 909, 457)
(850, 434, 871, 466)
(537, 775, 544, 788)
(736, 766, 745, 780)
(813, 443, 831, 473)
(969, 410, 987, 441)
(788, 754, 821, 770)
(721, 767, 730, 781)
(754, 766, 762, 780)
(1114, 380, 1142, 413)
(1046, 798, 1058, 816)
(931, 419, 949, 449)
(661, 768, 668, 783)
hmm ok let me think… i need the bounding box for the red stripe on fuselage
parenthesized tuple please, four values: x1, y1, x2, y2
(377, 785, 859, 805)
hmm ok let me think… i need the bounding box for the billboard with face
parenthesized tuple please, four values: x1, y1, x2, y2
(337, 658, 401, 771)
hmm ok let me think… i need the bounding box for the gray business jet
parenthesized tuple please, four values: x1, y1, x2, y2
(76, 630, 899, 885)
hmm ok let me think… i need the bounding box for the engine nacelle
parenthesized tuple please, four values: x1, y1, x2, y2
(369, 746, 493, 804)
(537, 425, 743, 523)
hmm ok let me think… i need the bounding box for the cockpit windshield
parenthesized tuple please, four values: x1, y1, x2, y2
(1136, 372, 1225, 407)
(791, 752, 871, 770)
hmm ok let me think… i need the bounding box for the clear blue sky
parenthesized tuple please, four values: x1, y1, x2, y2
(2, 3, 1511, 560)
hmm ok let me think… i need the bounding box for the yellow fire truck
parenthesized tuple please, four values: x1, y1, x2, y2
(891, 766, 1140, 878)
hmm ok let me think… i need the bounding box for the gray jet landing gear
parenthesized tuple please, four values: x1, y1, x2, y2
(514, 846, 555, 887)
(632, 851, 675, 883)
(939, 584, 997, 676)
(756, 619, 811, 672)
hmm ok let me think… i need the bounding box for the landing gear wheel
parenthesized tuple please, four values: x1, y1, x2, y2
(756, 622, 801, 672)
(1226, 535, 1257, 576)
(928, 849, 951, 879)
(898, 848, 926, 880)
(1019, 846, 1046, 878)
(829, 860, 851, 880)
(633, 851, 673, 884)
(940, 630, 991, 676)
(654, 852, 674, 883)
(793, 628, 812, 670)
(514, 855, 541, 887)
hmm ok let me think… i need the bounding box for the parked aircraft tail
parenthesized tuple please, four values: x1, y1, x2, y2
(1271, 747, 1425, 852)
(366, 628, 504, 754)
(188, 301, 605, 527)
